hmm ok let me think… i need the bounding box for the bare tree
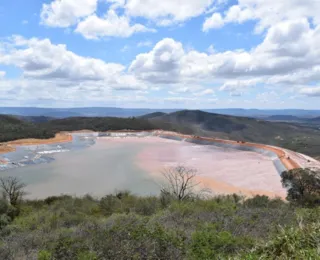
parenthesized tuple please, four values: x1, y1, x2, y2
(0, 177, 26, 206)
(161, 165, 200, 201)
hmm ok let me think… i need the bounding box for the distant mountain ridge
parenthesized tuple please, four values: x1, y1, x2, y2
(1, 107, 320, 119)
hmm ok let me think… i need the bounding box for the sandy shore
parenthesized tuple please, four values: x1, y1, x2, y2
(0, 133, 72, 155)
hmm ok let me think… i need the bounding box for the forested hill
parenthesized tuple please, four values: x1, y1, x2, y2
(145, 110, 320, 157)
(0, 115, 155, 142)
(0, 115, 55, 142)
(41, 117, 155, 132)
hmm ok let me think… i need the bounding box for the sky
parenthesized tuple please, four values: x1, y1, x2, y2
(0, 0, 320, 109)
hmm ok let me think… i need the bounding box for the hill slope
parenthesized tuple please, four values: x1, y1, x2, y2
(266, 115, 303, 121)
(41, 117, 155, 132)
(0, 115, 54, 142)
(139, 112, 167, 120)
(148, 110, 320, 157)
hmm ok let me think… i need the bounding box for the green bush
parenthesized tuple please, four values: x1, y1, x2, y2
(245, 222, 320, 259)
(0, 192, 319, 259)
(133, 196, 160, 216)
(189, 224, 254, 259)
(38, 250, 52, 260)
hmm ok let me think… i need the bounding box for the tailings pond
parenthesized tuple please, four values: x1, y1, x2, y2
(0, 133, 287, 199)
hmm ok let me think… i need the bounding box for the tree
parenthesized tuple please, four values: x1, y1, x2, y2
(0, 177, 26, 206)
(281, 168, 320, 207)
(161, 165, 200, 201)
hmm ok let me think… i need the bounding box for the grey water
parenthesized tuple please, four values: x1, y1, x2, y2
(0, 141, 160, 199)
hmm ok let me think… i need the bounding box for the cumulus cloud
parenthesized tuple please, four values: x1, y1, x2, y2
(129, 38, 185, 83)
(122, 0, 217, 26)
(40, 0, 222, 39)
(0, 35, 147, 105)
(130, 18, 320, 97)
(220, 79, 260, 96)
(203, 13, 224, 31)
(40, 0, 98, 27)
(75, 10, 155, 39)
(203, 0, 320, 33)
(0, 36, 125, 81)
(299, 87, 320, 97)
(0, 71, 5, 78)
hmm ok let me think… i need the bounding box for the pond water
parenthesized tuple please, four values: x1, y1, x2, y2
(0, 140, 160, 199)
(0, 135, 286, 199)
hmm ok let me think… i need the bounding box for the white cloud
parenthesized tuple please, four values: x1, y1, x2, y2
(168, 85, 204, 95)
(137, 40, 153, 48)
(40, 0, 98, 27)
(0, 71, 5, 78)
(129, 38, 185, 84)
(203, 13, 224, 31)
(123, 0, 217, 26)
(0, 35, 147, 103)
(40, 0, 223, 38)
(0, 36, 124, 81)
(164, 97, 197, 103)
(256, 91, 281, 103)
(194, 89, 215, 96)
(220, 79, 260, 96)
(75, 10, 155, 39)
(207, 44, 215, 54)
(130, 18, 320, 96)
(299, 87, 320, 97)
(203, 0, 320, 33)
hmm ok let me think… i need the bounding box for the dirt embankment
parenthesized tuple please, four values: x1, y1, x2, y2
(0, 133, 72, 155)
(155, 131, 301, 170)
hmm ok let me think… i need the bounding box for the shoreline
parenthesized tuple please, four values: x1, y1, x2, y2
(0, 133, 73, 155)
(1, 130, 318, 198)
(1, 130, 319, 171)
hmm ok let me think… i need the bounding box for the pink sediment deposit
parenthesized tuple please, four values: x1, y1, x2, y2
(100, 135, 287, 198)
(154, 131, 302, 170)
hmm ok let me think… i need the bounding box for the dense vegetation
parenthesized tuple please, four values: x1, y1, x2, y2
(0, 169, 319, 259)
(0, 115, 55, 142)
(0, 115, 155, 143)
(41, 117, 155, 132)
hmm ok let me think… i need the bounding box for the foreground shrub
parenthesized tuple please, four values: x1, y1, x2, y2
(0, 192, 319, 259)
(281, 168, 320, 207)
(245, 221, 320, 259)
(189, 224, 254, 259)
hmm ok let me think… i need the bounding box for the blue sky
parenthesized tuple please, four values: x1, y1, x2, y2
(0, 0, 320, 108)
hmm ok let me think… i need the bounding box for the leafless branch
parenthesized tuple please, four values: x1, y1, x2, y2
(0, 176, 26, 206)
(161, 165, 201, 201)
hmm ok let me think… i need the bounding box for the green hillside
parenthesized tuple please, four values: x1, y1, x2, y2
(42, 117, 155, 132)
(0, 115, 54, 142)
(148, 110, 320, 157)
